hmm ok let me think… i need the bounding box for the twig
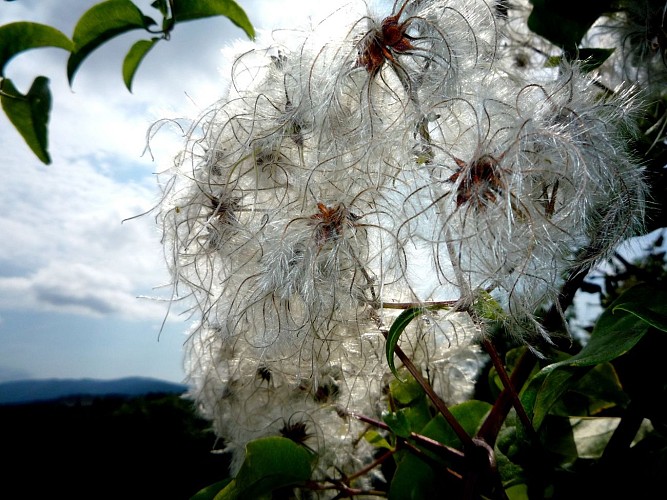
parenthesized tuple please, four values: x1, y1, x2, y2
(382, 333, 475, 449)
(379, 300, 457, 309)
(482, 338, 538, 443)
(346, 410, 466, 464)
(476, 347, 536, 447)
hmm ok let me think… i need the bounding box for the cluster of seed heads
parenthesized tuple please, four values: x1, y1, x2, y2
(156, 0, 645, 489)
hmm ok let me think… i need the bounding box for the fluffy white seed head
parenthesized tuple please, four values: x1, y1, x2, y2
(155, 0, 646, 484)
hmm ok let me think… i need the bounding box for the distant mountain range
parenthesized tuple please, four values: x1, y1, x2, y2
(0, 377, 188, 405)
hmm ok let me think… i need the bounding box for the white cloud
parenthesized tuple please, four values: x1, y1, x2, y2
(0, 149, 172, 320)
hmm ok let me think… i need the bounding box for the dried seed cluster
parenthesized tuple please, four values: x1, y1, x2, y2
(156, 0, 645, 491)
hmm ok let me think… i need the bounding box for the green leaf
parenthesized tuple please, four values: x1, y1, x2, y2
(404, 400, 432, 435)
(389, 373, 424, 407)
(122, 38, 159, 91)
(0, 22, 73, 76)
(522, 366, 580, 431)
(383, 411, 413, 439)
(384, 374, 431, 440)
(171, 0, 254, 39)
(388, 401, 491, 499)
(553, 302, 651, 369)
(364, 429, 392, 450)
(611, 283, 667, 333)
(386, 307, 425, 379)
(389, 451, 436, 500)
(68, 0, 156, 84)
(542, 415, 623, 460)
(523, 286, 653, 429)
(495, 423, 528, 487)
(506, 483, 530, 500)
(190, 479, 233, 500)
(1, 76, 52, 164)
(421, 400, 492, 448)
(568, 416, 620, 459)
(549, 362, 628, 418)
(151, 0, 169, 17)
(215, 437, 312, 499)
(528, 0, 614, 49)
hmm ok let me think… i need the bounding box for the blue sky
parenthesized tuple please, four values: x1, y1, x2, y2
(0, 0, 365, 383)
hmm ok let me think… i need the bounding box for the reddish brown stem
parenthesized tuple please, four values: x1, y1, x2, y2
(382, 331, 474, 449)
(380, 300, 456, 309)
(347, 449, 396, 482)
(476, 347, 537, 446)
(482, 338, 538, 443)
(346, 410, 465, 464)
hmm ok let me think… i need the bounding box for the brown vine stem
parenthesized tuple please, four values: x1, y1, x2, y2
(379, 300, 457, 309)
(476, 346, 536, 447)
(346, 449, 396, 482)
(482, 338, 538, 443)
(477, 259, 594, 446)
(381, 331, 475, 449)
(462, 437, 509, 500)
(346, 410, 465, 465)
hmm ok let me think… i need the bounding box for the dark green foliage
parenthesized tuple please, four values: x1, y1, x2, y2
(122, 37, 160, 91)
(0, 393, 229, 499)
(0, 22, 72, 74)
(386, 307, 425, 379)
(528, 0, 615, 50)
(66, 0, 155, 84)
(171, 0, 255, 37)
(201, 270, 665, 498)
(0, 0, 254, 163)
(211, 437, 313, 499)
(0, 76, 52, 163)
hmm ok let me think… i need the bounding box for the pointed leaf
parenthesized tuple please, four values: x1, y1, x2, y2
(1, 76, 52, 163)
(171, 0, 254, 39)
(549, 362, 628, 418)
(383, 411, 413, 439)
(0, 22, 73, 76)
(364, 429, 392, 450)
(389, 452, 436, 500)
(611, 283, 667, 333)
(191, 479, 233, 500)
(122, 38, 159, 91)
(389, 373, 425, 406)
(386, 307, 425, 379)
(523, 286, 653, 429)
(421, 400, 492, 448)
(68, 0, 156, 83)
(216, 437, 312, 499)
